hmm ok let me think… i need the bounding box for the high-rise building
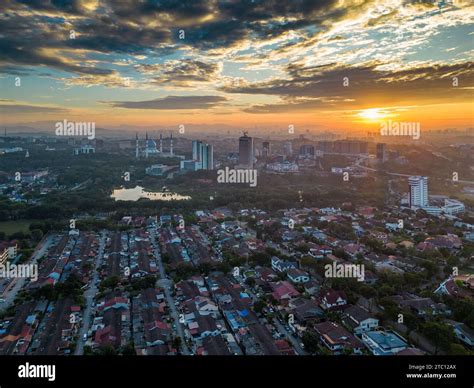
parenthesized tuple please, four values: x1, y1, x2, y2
(409, 176, 429, 208)
(187, 140, 214, 170)
(239, 133, 254, 167)
(200, 143, 214, 170)
(192, 140, 202, 161)
(376, 143, 387, 162)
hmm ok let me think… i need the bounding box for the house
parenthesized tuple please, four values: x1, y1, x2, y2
(303, 280, 320, 296)
(435, 275, 474, 299)
(320, 289, 348, 310)
(342, 305, 379, 334)
(271, 281, 300, 302)
(314, 321, 363, 354)
(256, 266, 278, 282)
(290, 299, 324, 323)
(361, 330, 408, 355)
(287, 268, 310, 284)
(343, 243, 363, 258)
(188, 315, 221, 339)
(399, 298, 451, 318)
(271, 256, 297, 273)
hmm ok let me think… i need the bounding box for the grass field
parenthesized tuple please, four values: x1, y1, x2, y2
(0, 220, 32, 236)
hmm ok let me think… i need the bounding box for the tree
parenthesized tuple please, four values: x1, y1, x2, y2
(301, 330, 320, 354)
(245, 277, 256, 287)
(449, 343, 469, 355)
(420, 322, 455, 354)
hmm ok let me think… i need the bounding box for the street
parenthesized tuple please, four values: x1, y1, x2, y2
(75, 231, 107, 355)
(149, 227, 190, 355)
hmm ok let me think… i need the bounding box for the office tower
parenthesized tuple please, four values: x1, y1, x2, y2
(170, 132, 173, 156)
(192, 140, 202, 161)
(299, 145, 315, 157)
(409, 176, 429, 208)
(376, 143, 387, 162)
(189, 140, 214, 170)
(239, 133, 254, 167)
(262, 141, 271, 158)
(159, 133, 163, 153)
(200, 143, 214, 170)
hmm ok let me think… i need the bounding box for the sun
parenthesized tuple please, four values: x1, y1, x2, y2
(358, 108, 387, 120)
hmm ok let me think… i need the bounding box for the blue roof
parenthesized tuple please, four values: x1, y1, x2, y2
(238, 309, 249, 317)
(366, 331, 407, 350)
(26, 314, 36, 325)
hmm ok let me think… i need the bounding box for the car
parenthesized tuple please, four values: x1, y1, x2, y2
(83, 334, 87, 341)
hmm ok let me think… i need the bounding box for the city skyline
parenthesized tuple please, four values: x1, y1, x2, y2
(0, 0, 473, 133)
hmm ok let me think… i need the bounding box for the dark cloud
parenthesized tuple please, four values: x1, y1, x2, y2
(230, 62, 474, 113)
(0, 0, 360, 75)
(105, 95, 228, 110)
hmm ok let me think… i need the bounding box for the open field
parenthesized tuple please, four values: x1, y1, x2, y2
(0, 220, 32, 236)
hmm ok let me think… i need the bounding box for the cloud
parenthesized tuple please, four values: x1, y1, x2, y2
(105, 95, 228, 110)
(135, 60, 222, 87)
(0, 103, 68, 114)
(229, 61, 474, 113)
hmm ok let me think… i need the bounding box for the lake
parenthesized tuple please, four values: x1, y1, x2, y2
(111, 186, 191, 202)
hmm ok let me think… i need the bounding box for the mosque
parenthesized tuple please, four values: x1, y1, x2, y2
(135, 132, 183, 159)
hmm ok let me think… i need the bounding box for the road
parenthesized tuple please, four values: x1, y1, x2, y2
(243, 285, 307, 355)
(75, 231, 107, 355)
(0, 235, 54, 311)
(149, 227, 190, 355)
(273, 318, 307, 355)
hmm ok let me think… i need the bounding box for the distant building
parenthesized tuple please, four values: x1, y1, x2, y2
(73, 144, 95, 155)
(376, 143, 387, 162)
(317, 140, 368, 155)
(180, 160, 201, 171)
(238, 133, 254, 168)
(145, 164, 169, 176)
(183, 140, 214, 171)
(283, 141, 293, 157)
(262, 141, 271, 158)
(200, 143, 214, 170)
(299, 145, 315, 158)
(267, 161, 299, 173)
(408, 176, 429, 208)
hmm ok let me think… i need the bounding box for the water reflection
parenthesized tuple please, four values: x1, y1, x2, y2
(111, 186, 191, 201)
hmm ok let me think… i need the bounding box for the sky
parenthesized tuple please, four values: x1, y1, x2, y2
(0, 0, 473, 134)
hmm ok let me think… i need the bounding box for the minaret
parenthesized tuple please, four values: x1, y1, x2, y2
(159, 133, 163, 153)
(169, 132, 173, 156)
(25, 150, 29, 158)
(135, 133, 139, 159)
(145, 132, 149, 158)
